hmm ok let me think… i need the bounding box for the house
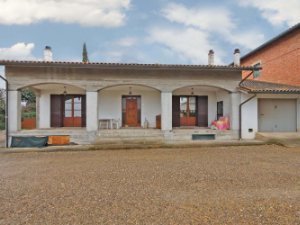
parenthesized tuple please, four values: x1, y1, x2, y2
(241, 23, 300, 86)
(238, 23, 300, 139)
(0, 47, 300, 146)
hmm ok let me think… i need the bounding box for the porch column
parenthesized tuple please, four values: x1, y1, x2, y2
(8, 90, 21, 132)
(86, 91, 99, 132)
(35, 92, 40, 129)
(161, 91, 172, 131)
(38, 93, 50, 128)
(230, 92, 241, 131)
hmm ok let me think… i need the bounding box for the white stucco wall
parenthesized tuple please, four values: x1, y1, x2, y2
(216, 91, 231, 117)
(39, 92, 51, 128)
(241, 93, 258, 139)
(161, 92, 172, 131)
(98, 88, 161, 128)
(230, 92, 241, 131)
(86, 91, 98, 131)
(8, 90, 21, 132)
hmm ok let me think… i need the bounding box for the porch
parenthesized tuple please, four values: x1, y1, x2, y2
(10, 127, 238, 146)
(9, 83, 240, 145)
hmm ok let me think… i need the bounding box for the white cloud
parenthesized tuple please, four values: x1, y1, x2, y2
(239, 0, 300, 26)
(0, 0, 131, 27)
(0, 43, 37, 60)
(115, 37, 138, 47)
(162, 3, 235, 34)
(148, 27, 224, 64)
(148, 3, 267, 64)
(227, 31, 265, 49)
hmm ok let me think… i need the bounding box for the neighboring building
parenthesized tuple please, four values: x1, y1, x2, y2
(239, 79, 300, 139)
(1, 47, 300, 146)
(241, 23, 300, 86)
(238, 23, 300, 139)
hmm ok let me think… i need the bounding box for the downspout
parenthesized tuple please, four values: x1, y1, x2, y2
(0, 74, 8, 147)
(238, 70, 256, 140)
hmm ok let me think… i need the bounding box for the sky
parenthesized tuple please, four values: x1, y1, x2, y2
(0, 0, 299, 66)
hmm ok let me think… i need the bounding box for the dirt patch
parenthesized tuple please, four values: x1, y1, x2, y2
(0, 145, 299, 224)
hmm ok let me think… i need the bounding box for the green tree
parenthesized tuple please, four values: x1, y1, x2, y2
(21, 88, 36, 103)
(82, 42, 89, 63)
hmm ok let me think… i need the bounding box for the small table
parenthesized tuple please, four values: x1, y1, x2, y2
(98, 119, 120, 129)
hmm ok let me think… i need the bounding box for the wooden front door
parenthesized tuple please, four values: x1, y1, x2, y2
(180, 96, 197, 126)
(64, 95, 84, 127)
(122, 96, 141, 127)
(172, 96, 208, 128)
(51, 95, 86, 127)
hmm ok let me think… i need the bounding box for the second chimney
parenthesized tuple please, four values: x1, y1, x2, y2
(43, 46, 53, 61)
(208, 49, 214, 65)
(233, 48, 240, 66)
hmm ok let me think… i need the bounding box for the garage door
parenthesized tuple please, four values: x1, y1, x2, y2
(258, 99, 297, 132)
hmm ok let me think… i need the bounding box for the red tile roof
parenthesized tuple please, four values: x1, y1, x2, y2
(240, 80, 300, 93)
(0, 60, 258, 71)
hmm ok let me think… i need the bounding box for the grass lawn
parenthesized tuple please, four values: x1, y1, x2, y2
(0, 145, 299, 224)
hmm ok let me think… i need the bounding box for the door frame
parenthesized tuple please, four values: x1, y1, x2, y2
(50, 94, 86, 128)
(179, 96, 197, 126)
(121, 95, 142, 127)
(172, 95, 208, 128)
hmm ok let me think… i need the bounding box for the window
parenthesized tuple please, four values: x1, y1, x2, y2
(180, 96, 197, 126)
(253, 62, 261, 78)
(217, 101, 223, 120)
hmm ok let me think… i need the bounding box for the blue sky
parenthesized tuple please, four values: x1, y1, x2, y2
(0, 0, 299, 65)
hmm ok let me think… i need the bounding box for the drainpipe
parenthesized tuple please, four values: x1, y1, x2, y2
(0, 74, 8, 147)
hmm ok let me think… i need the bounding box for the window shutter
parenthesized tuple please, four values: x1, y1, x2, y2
(172, 96, 180, 127)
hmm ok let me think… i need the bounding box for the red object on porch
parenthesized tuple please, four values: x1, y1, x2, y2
(21, 118, 36, 129)
(211, 116, 230, 130)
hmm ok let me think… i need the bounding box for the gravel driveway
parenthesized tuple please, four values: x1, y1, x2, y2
(0, 145, 299, 225)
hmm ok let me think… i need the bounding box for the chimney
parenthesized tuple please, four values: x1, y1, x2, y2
(43, 46, 53, 61)
(233, 48, 240, 66)
(208, 49, 214, 65)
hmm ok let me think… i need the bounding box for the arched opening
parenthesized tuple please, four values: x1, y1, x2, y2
(18, 83, 86, 130)
(172, 85, 231, 129)
(98, 85, 161, 129)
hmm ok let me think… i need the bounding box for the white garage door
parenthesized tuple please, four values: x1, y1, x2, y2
(258, 99, 297, 132)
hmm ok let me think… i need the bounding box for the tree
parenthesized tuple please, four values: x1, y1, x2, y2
(82, 42, 89, 63)
(21, 88, 36, 103)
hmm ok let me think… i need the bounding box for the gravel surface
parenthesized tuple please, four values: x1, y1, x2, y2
(0, 145, 300, 225)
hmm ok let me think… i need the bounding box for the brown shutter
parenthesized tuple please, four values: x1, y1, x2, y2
(81, 95, 86, 127)
(197, 96, 208, 127)
(172, 96, 180, 127)
(51, 95, 63, 127)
